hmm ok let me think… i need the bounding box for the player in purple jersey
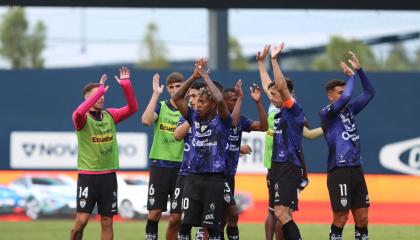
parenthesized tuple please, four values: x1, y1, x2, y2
(220, 79, 268, 240)
(257, 44, 323, 240)
(167, 81, 205, 240)
(173, 59, 232, 240)
(320, 51, 375, 240)
(269, 43, 305, 240)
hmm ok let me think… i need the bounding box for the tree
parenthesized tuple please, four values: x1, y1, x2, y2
(415, 47, 420, 71)
(0, 7, 46, 69)
(312, 36, 379, 71)
(229, 36, 248, 70)
(384, 43, 412, 71)
(138, 22, 170, 69)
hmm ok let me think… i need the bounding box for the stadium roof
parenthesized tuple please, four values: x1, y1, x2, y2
(3, 0, 420, 10)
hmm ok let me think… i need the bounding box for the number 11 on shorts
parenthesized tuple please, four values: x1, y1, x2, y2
(339, 184, 347, 197)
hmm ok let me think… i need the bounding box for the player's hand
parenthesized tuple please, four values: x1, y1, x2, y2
(114, 66, 130, 85)
(152, 73, 164, 95)
(271, 42, 284, 60)
(250, 83, 261, 103)
(99, 74, 109, 91)
(240, 144, 252, 155)
(235, 79, 244, 99)
(340, 61, 354, 77)
(256, 45, 270, 62)
(195, 58, 209, 78)
(299, 177, 309, 191)
(348, 51, 361, 70)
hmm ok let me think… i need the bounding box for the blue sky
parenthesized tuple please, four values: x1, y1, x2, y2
(0, 7, 419, 68)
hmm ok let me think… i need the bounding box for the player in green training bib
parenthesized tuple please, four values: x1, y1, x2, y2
(71, 67, 138, 240)
(141, 71, 190, 240)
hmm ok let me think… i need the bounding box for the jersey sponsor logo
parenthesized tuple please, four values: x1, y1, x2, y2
(195, 130, 212, 138)
(159, 123, 176, 132)
(228, 135, 240, 141)
(379, 137, 420, 176)
(205, 213, 214, 220)
(91, 134, 113, 143)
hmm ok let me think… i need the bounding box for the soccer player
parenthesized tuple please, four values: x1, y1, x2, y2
(70, 66, 138, 240)
(220, 79, 268, 240)
(169, 81, 205, 240)
(141, 72, 185, 240)
(269, 43, 305, 240)
(320, 51, 375, 240)
(173, 58, 231, 240)
(256, 45, 323, 240)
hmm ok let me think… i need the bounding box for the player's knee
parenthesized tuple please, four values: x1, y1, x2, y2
(333, 212, 349, 227)
(74, 215, 89, 230)
(100, 216, 113, 228)
(274, 208, 291, 224)
(148, 209, 162, 221)
(355, 212, 368, 227)
(168, 214, 181, 229)
(227, 206, 239, 226)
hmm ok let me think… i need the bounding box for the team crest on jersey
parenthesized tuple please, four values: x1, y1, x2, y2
(341, 198, 348, 207)
(200, 125, 208, 132)
(194, 121, 200, 129)
(209, 203, 215, 211)
(149, 198, 155, 206)
(172, 200, 178, 210)
(224, 194, 231, 203)
(80, 199, 86, 208)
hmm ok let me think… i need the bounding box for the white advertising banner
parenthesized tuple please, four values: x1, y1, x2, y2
(10, 131, 148, 169)
(236, 131, 267, 173)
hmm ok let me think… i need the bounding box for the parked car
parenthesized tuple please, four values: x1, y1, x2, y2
(9, 174, 76, 219)
(0, 186, 24, 214)
(235, 191, 252, 214)
(117, 174, 149, 219)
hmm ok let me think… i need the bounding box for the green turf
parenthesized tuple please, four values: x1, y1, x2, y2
(0, 220, 419, 239)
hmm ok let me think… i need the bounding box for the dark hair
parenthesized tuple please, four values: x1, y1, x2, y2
(325, 79, 346, 92)
(212, 80, 224, 92)
(191, 81, 205, 90)
(166, 72, 184, 85)
(267, 78, 294, 93)
(83, 83, 100, 96)
(223, 88, 235, 94)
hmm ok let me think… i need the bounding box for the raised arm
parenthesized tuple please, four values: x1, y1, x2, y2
(347, 51, 376, 115)
(72, 74, 108, 131)
(172, 60, 201, 119)
(196, 60, 231, 120)
(141, 73, 163, 126)
(174, 121, 191, 141)
(256, 45, 273, 96)
(270, 43, 293, 107)
(322, 62, 356, 117)
(107, 66, 139, 124)
(231, 79, 244, 127)
(249, 83, 268, 131)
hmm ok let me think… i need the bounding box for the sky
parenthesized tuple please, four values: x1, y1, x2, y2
(0, 7, 419, 68)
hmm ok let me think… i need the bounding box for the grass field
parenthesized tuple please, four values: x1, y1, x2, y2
(1, 220, 419, 239)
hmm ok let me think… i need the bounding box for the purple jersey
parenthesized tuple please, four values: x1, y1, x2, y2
(320, 68, 375, 171)
(178, 116, 193, 176)
(225, 116, 254, 176)
(271, 102, 305, 166)
(186, 107, 232, 173)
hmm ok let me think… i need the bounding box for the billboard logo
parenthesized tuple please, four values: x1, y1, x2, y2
(379, 137, 420, 176)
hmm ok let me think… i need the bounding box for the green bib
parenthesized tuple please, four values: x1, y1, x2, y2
(263, 109, 276, 169)
(149, 101, 184, 162)
(76, 111, 119, 171)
